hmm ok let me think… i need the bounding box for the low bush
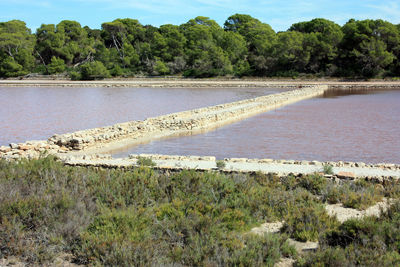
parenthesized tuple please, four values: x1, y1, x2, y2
(322, 179, 384, 210)
(0, 158, 300, 265)
(297, 173, 328, 195)
(322, 164, 334, 175)
(2, 157, 397, 266)
(136, 156, 156, 167)
(47, 56, 66, 74)
(216, 160, 226, 169)
(383, 179, 400, 198)
(282, 201, 339, 242)
(0, 156, 97, 264)
(300, 201, 400, 265)
(77, 61, 110, 80)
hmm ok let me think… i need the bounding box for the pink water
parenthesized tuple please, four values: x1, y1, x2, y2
(113, 89, 400, 164)
(0, 86, 286, 146)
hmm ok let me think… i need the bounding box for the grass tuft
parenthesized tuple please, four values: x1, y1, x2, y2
(216, 160, 226, 169)
(136, 156, 156, 167)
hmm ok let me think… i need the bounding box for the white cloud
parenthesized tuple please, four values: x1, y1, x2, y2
(365, 1, 400, 20)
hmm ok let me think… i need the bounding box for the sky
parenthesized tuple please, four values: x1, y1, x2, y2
(1, 0, 400, 32)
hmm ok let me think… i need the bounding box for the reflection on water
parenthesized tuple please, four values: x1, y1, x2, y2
(321, 88, 397, 98)
(0, 86, 287, 146)
(113, 89, 400, 164)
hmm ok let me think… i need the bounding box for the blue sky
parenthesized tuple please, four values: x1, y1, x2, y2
(1, 0, 400, 32)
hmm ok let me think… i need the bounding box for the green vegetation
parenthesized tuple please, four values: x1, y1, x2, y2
(47, 56, 66, 74)
(1, 157, 400, 266)
(135, 156, 156, 167)
(322, 179, 384, 210)
(299, 202, 400, 266)
(1, 16, 400, 79)
(216, 160, 226, 169)
(78, 61, 110, 80)
(322, 164, 334, 175)
(282, 201, 339, 242)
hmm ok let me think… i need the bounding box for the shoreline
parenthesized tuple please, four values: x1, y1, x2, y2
(46, 85, 327, 153)
(1, 78, 400, 88)
(1, 81, 399, 176)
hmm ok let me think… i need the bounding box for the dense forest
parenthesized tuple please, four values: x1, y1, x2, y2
(1, 14, 400, 79)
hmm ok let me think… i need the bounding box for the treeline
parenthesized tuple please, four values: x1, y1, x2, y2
(1, 14, 400, 79)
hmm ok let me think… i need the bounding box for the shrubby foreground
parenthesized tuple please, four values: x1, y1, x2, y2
(1, 157, 400, 266)
(1, 15, 400, 79)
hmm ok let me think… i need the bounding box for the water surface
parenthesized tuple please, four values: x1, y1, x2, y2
(113, 89, 400, 164)
(0, 86, 286, 146)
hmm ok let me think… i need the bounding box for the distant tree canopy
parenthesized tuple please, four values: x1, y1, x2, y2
(1, 15, 400, 79)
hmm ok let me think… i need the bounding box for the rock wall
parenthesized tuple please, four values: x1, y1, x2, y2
(46, 85, 327, 152)
(0, 84, 325, 160)
(0, 140, 63, 160)
(127, 153, 400, 171)
(58, 153, 400, 181)
(1, 83, 399, 169)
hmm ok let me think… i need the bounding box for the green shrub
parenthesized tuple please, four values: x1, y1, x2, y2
(298, 173, 328, 195)
(322, 180, 383, 210)
(0, 57, 27, 77)
(225, 233, 296, 266)
(136, 156, 156, 167)
(322, 164, 334, 175)
(153, 60, 169, 75)
(79, 61, 110, 80)
(299, 246, 400, 266)
(0, 157, 96, 264)
(300, 202, 400, 266)
(216, 160, 226, 169)
(110, 65, 124, 77)
(282, 202, 339, 242)
(47, 56, 66, 74)
(1, 157, 396, 266)
(383, 180, 400, 198)
(69, 70, 81, 80)
(76, 167, 294, 266)
(296, 247, 351, 266)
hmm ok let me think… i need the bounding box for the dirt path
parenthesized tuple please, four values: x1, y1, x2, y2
(59, 155, 400, 179)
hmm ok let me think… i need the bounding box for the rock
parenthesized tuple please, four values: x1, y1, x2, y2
(260, 158, 274, 163)
(375, 184, 384, 191)
(355, 162, 366, 167)
(13, 150, 23, 155)
(275, 258, 295, 267)
(229, 158, 248, 163)
(0, 146, 11, 153)
(283, 160, 295, 164)
(251, 221, 284, 235)
(19, 145, 33, 151)
(58, 146, 69, 152)
(287, 239, 319, 253)
(337, 171, 356, 179)
(10, 143, 18, 149)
